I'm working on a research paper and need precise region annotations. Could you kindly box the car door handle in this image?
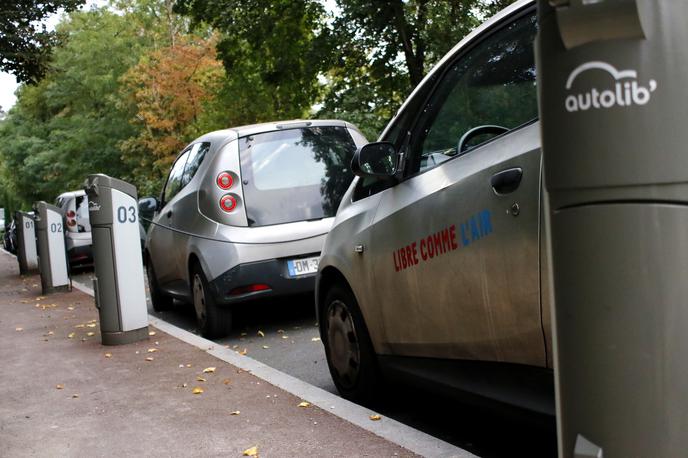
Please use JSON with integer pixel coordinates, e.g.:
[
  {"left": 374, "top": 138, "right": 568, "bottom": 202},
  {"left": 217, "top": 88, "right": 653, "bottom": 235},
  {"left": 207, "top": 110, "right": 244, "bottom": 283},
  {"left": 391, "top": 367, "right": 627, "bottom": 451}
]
[
  {"left": 490, "top": 167, "right": 523, "bottom": 195},
  {"left": 166, "top": 210, "right": 172, "bottom": 218}
]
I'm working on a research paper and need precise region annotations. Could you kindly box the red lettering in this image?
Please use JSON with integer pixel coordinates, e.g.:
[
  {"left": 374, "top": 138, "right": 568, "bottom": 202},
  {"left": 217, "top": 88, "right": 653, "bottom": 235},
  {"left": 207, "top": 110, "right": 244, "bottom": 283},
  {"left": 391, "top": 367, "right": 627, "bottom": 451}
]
[
  {"left": 450, "top": 225, "right": 458, "bottom": 250},
  {"left": 441, "top": 228, "right": 451, "bottom": 252},
  {"left": 411, "top": 242, "right": 419, "bottom": 265},
  {"left": 427, "top": 235, "right": 435, "bottom": 258},
  {"left": 433, "top": 233, "right": 443, "bottom": 254},
  {"left": 393, "top": 251, "right": 400, "bottom": 272},
  {"left": 401, "top": 248, "right": 407, "bottom": 269},
  {"left": 405, "top": 245, "right": 413, "bottom": 267},
  {"left": 420, "top": 239, "right": 428, "bottom": 260}
]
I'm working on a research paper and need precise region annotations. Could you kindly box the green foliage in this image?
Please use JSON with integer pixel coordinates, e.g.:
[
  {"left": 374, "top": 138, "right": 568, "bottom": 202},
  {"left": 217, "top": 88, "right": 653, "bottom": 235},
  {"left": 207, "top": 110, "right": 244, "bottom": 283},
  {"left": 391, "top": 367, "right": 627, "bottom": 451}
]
[{"left": 0, "top": 0, "right": 85, "bottom": 83}]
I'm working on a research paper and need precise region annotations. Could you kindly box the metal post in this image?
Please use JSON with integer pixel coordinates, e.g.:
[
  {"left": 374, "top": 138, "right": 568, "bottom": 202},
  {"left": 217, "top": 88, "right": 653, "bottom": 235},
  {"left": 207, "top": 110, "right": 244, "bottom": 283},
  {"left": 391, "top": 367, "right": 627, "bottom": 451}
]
[{"left": 537, "top": 1, "right": 688, "bottom": 456}]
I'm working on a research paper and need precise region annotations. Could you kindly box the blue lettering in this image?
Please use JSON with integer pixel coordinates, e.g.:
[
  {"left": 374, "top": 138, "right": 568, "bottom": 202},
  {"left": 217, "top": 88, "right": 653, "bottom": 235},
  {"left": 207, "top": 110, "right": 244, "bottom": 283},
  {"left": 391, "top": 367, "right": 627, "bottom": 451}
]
[
  {"left": 460, "top": 223, "right": 470, "bottom": 246},
  {"left": 470, "top": 217, "right": 480, "bottom": 241},
  {"left": 479, "top": 210, "right": 492, "bottom": 236}
]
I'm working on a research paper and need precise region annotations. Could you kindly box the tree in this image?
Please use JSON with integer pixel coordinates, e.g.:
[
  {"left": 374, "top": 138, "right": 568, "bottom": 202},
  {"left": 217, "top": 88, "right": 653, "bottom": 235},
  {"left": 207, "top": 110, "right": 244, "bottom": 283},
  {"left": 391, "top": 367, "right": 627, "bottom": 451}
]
[
  {"left": 0, "top": 0, "right": 85, "bottom": 83},
  {"left": 174, "top": 0, "right": 331, "bottom": 122},
  {"left": 318, "top": 0, "right": 519, "bottom": 138},
  {"left": 120, "top": 35, "right": 225, "bottom": 194}
]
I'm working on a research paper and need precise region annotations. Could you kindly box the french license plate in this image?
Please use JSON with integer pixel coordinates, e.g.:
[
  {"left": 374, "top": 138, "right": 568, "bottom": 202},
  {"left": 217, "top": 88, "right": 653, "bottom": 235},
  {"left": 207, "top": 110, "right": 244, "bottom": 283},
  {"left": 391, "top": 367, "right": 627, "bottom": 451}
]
[{"left": 287, "top": 256, "right": 319, "bottom": 277}]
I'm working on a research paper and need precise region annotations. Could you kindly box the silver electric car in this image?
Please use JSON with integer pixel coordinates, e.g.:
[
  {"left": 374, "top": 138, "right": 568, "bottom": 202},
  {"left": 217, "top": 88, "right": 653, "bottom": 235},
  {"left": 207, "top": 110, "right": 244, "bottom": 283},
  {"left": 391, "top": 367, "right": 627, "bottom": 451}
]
[
  {"left": 316, "top": 1, "right": 553, "bottom": 414},
  {"left": 55, "top": 190, "right": 93, "bottom": 267},
  {"left": 143, "top": 120, "right": 367, "bottom": 338}
]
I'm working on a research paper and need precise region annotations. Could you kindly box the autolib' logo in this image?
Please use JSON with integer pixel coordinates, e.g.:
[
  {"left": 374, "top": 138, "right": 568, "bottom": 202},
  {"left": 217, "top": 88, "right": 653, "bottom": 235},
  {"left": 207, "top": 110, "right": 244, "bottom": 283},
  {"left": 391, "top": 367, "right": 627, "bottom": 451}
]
[
  {"left": 565, "top": 61, "right": 657, "bottom": 112},
  {"left": 88, "top": 200, "right": 101, "bottom": 212}
]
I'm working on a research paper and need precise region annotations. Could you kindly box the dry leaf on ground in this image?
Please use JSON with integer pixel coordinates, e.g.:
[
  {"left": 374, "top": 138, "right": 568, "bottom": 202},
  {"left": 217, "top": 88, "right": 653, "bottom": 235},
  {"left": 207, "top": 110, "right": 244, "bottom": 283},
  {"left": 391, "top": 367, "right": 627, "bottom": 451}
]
[
  {"left": 56, "top": 384, "right": 64, "bottom": 390},
  {"left": 192, "top": 387, "right": 204, "bottom": 394},
  {"left": 196, "top": 376, "right": 206, "bottom": 382},
  {"left": 15, "top": 327, "right": 23, "bottom": 332},
  {"left": 145, "top": 357, "right": 154, "bottom": 361},
  {"left": 369, "top": 414, "right": 382, "bottom": 421},
  {"left": 311, "top": 337, "right": 321, "bottom": 342},
  {"left": 68, "top": 332, "right": 75, "bottom": 339},
  {"left": 257, "top": 330, "right": 265, "bottom": 337},
  {"left": 298, "top": 401, "right": 311, "bottom": 408},
  {"left": 148, "top": 331, "right": 156, "bottom": 336},
  {"left": 147, "top": 348, "right": 158, "bottom": 353},
  {"left": 243, "top": 446, "right": 258, "bottom": 456},
  {"left": 230, "top": 410, "right": 240, "bottom": 415},
  {"left": 202, "top": 367, "right": 216, "bottom": 373}
]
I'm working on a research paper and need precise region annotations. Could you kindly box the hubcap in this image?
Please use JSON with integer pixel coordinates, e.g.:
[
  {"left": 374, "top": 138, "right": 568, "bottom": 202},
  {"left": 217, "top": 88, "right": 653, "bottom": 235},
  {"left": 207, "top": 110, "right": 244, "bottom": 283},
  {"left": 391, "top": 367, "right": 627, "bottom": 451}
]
[
  {"left": 192, "top": 274, "right": 206, "bottom": 326},
  {"left": 326, "top": 300, "right": 360, "bottom": 389}
]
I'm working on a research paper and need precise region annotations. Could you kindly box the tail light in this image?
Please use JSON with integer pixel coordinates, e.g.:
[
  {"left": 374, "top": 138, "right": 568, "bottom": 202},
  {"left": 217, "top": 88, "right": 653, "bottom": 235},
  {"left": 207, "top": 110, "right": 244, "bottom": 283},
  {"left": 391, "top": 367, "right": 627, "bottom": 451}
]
[
  {"left": 228, "top": 284, "right": 271, "bottom": 296},
  {"left": 219, "top": 194, "right": 237, "bottom": 212},
  {"left": 216, "top": 171, "right": 234, "bottom": 190},
  {"left": 66, "top": 210, "right": 76, "bottom": 227}
]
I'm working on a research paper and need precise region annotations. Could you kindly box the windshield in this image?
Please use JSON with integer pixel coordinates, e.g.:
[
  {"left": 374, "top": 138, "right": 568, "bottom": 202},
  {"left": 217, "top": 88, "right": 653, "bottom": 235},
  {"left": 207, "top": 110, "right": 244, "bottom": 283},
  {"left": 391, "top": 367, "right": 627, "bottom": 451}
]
[{"left": 239, "top": 126, "right": 356, "bottom": 227}]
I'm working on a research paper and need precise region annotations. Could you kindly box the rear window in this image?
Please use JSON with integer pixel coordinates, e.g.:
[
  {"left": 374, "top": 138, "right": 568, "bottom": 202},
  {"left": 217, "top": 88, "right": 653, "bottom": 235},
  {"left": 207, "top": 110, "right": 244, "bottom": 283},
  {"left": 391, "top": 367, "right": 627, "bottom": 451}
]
[{"left": 239, "top": 126, "right": 356, "bottom": 227}]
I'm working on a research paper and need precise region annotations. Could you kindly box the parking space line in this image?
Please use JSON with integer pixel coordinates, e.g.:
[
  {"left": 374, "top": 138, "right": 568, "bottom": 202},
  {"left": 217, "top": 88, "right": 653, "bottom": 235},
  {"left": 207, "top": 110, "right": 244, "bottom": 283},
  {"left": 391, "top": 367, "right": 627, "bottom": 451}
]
[{"left": 70, "top": 277, "right": 474, "bottom": 457}]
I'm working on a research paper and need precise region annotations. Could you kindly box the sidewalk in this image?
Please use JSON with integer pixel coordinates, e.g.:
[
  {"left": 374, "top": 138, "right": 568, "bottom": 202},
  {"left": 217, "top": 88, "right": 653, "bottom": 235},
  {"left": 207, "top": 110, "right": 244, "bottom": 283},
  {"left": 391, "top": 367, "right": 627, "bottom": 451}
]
[{"left": 0, "top": 252, "right": 415, "bottom": 457}]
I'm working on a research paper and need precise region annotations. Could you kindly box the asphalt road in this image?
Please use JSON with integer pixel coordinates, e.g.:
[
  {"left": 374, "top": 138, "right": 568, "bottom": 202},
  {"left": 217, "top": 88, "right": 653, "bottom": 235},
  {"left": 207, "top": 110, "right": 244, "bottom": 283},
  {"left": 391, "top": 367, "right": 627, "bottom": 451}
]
[{"left": 71, "top": 268, "right": 557, "bottom": 457}]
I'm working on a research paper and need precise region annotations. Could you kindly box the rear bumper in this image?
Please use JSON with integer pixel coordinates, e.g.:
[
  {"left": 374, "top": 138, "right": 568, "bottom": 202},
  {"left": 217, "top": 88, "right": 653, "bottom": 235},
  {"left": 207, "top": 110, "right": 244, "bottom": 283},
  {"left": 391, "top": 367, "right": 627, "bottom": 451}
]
[
  {"left": 208, "top": 255, "right": 318, "bottom": 306},
  {"left": 67, "top": 244, "right": 93, "bottom": 265}
]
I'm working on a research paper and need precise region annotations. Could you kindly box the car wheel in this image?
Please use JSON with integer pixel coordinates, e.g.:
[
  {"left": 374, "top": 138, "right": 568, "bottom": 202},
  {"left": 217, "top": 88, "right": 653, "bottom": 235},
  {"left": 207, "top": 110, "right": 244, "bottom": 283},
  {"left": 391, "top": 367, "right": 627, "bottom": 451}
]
[
  {"left": 146, "top": 255, "right": 173, "bottom": 312},
  {"left": 191, "top": 263, "right": 232, "bottom": 339},
  {"left": 322, "top": 283, "right": 380, "bottom": 402}
]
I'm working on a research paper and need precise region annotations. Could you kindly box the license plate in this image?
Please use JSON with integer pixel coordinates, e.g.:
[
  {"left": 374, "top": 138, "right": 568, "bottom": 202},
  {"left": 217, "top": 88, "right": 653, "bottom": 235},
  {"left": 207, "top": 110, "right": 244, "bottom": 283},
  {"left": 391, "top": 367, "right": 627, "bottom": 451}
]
[{"left": 287, "top": 256, "right": 319, "bottom": 277}]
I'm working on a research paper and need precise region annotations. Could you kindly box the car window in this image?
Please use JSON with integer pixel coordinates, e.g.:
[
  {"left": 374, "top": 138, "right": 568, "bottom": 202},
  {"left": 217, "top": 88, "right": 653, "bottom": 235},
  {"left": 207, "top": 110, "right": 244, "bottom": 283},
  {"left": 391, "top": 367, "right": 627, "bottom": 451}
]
[
  {"left": 163, "top": 149, "right": 191, "bottom": 204},
  {"left": 181, "top": 142, "right": 211, "bottom": 187},
  {"left": 239, "top": 126, "right": 356, "bottom": 227},
  {"left": 408, "top": 11, "right": 537, "bottom": 175}
]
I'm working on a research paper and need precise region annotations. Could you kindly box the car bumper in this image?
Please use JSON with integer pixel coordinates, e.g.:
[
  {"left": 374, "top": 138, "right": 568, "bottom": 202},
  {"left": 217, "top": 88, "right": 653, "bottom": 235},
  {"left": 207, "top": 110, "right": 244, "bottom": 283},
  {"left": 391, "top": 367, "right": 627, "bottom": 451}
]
[
  {"left": 208, "top": 255, "right": 318, "bottom": 306},
  {"left": 67, "top": 244, "right": 93, "bottom": 265}
]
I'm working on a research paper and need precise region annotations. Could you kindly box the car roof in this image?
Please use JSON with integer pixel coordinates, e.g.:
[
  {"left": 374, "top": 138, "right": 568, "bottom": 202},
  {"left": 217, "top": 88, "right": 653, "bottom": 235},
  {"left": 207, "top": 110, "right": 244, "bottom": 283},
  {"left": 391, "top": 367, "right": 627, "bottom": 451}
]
[
  {"left": 57, "top": 189, "right": 86, "bottom": 199},
  {"left": 191, "top": 119, "right": 355, "bottom": 145}
]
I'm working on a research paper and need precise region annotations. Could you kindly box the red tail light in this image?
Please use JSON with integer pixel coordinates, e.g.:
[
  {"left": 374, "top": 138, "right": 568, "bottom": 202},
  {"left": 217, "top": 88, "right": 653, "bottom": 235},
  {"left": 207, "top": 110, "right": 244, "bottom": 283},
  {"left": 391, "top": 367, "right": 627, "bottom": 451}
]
[
  {"left": 228, "top": 284, "right": 271, "bottom": 296},
  {"left": 219, "top": 194, "right": 237, "bottom": 212},
  {"left": 66, "top": 219, "right": 77, "bottom": 227},
  {"left": 66, "top": 210, "right": 76, "bottom": 218},
  {"left": 216, "top": 171, "right": 234, "bottom": 190}
]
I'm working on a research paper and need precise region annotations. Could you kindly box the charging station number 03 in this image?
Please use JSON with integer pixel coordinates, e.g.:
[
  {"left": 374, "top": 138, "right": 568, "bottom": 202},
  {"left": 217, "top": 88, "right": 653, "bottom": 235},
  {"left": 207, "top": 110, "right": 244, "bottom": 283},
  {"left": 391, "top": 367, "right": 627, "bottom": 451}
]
[{"left": 117, "top": 206, "right": 137, "bottom": 224}]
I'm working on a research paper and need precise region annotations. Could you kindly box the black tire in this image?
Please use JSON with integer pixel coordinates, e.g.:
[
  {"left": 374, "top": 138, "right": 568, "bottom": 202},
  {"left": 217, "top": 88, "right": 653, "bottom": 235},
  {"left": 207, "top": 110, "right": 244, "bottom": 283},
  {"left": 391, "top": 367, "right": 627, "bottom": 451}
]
[
  {"left": 321, "top": 283, "right": 380, "bottom": 402},
  {"left": 146, "top": 254, "right": 173, "bottom": 312},
  {"left": 191, "top": 262, "right": 232, "bottom": 339}
]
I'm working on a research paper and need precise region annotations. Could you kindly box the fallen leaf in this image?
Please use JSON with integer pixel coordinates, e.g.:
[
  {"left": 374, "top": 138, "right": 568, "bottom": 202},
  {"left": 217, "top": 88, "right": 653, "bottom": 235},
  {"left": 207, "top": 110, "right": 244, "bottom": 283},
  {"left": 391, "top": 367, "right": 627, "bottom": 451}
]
[
  {"left": 257, "top": 330, "right": 265, "bottom": 337},
  {"left": 281, "top": 335, "right": 289, "bottom": 339},
  {"left": 369, "top": 414, "right": 382, "bottom": 421},
  {"left": 277, "top": 329, "right": 285, "bottom": 334},
  {"left": 15, "top": 327, "right": 23, "bottom": 332},
  {"left": 202, "top": 367, "right": 216, "bottom": 373},
  {"left": 240, "top": 332, "right": 247, "bottom": 337},
  {"left": 21, "top": 300, "right": 28, "bottom": 304},
  {"left": 298, "top": 401, "right": 311, "bottom": 408},
  {"left": 262, "top": 345, "right": 269, "bottom": 349},
  {"left": 230, "top": 410, "right": 240, "bottom": 415},
  {"left": 223, "top": 379, "right": 231, "bottom": 385},
  {"left": 145, "top": 357, "right": 154, "bottom": 361},
  {"left": 75, "top": 324, "right": 85, "bottom": 328},
  {"left": 148, "top": 331, "right": 156, "bottom": 336},
  {"left": 243, "top": 446, "right": 258, "bottom": 456},
  {"left": 47, "top": 331, "right": 54, "bottom": 336},
  {"left": 311, "top": 337, "right": 321, "bottom": 342},
  {"left": 68, "top": 332, "right": 75, "bottom": 339},
  {"left": 196, "top": 376, "right": 206, "bottom": 382},
  {"left": 56, "top": 384, "right": 64, "bottom": 390},
  {"left": 87, "top": 332, "right": 95, "bottom": 337},
  {"left": 104, "top": 353, "right": 112, "bottom": 358},
  {"left": 186, "top": 364, "right": 192, "bottom": 368},
  {"left": 86, "top": 323, "right": 97, "bottom": 328},
  {"left": 72, "top": 394, "right": 79, "bottom": 398},
  {"left": 239, "top": 348, "right": 248, "bottom": 356},
  {"left": 147, "top": 348, "right": 158, "bottom": 353},
  {"left": 67, "top": 306, "right": 74, "bottom": 311},
  {"left": 192, "top": 387, "right": 204, "bottom": 394}
]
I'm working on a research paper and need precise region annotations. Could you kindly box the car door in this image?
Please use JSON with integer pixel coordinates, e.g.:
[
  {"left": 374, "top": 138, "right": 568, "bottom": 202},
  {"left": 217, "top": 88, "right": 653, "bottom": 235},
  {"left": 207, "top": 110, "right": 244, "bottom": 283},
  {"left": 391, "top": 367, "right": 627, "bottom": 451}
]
[
  {"left": 368, "top": 9, "right": 545, "bottom": 367},
  {"left": 149, "top": 148, "right": 191, "bottom": 288}
]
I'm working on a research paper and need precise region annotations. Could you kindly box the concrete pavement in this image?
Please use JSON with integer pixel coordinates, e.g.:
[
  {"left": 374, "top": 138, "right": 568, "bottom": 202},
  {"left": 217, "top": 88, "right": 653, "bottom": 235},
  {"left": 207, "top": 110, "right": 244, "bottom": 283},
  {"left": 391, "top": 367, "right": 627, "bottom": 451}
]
[{"left": 0, "top": 251, "right": 418, "bottom": 457}]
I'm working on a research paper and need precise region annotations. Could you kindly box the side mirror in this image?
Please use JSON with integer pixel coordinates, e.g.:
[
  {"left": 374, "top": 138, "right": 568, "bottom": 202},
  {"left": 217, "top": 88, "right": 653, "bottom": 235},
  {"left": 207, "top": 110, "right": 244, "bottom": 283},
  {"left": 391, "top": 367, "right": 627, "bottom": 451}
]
[
  {"left": 351, "top": 142, "right": 398, "bottom": 179},
  {"left": 138, "top": 197, "right": 159, "bottom": 221}
]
